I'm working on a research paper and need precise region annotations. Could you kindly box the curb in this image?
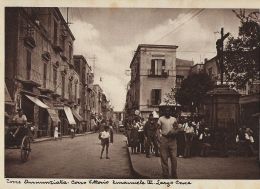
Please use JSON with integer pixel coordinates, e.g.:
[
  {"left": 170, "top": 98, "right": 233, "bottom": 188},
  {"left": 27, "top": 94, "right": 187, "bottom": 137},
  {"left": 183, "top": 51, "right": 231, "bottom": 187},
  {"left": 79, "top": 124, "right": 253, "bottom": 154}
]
[
  {"left": 32, "top": 131, "right": 95, "bottom": 143},
  {"left": 125, "top": 141, "right": 150, "bottom": 179}
]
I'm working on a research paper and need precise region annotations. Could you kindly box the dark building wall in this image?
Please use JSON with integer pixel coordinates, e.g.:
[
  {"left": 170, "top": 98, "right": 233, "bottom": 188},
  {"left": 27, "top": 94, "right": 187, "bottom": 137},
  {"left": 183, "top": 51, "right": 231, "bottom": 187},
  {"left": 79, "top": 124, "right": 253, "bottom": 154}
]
[{"left": 5, "top": 8, "right": 19, "bottom": 100}]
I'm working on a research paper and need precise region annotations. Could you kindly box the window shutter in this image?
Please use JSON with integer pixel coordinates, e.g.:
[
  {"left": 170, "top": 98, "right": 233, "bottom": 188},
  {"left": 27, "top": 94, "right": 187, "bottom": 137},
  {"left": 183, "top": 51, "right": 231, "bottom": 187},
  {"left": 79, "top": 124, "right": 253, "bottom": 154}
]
[
  {"left": 151, "top": 59, "right": 155, "bottom": 75},
  {"left": 151, "top": 89, "right": 155, "bottom": 105},
  {"left": 162, "top": 59, "right": 165, "bottom": 67},
  {"left": 158, "top": 89, "right": 161, "bottom": 105}
]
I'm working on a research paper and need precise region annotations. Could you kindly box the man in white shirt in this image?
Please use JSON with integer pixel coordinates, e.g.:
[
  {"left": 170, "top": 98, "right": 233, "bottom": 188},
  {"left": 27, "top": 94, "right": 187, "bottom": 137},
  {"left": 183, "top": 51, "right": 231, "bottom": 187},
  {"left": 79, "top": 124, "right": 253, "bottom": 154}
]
[
  {"left": 158, "top": 106, "right": 179, "bottom": 179},
  {"left": 12, "top": 109, "right": 27, "bottom": 138}
]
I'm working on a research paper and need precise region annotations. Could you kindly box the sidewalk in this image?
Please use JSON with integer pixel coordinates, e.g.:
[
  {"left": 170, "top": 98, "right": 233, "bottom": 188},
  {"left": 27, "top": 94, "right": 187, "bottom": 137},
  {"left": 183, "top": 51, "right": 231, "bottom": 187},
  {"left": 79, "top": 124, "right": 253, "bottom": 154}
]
[
  {"left": 32, "top": 131, "right": 94, "bottom": 143},
  {"left": 127, "top": 147, "right": 260, "bottom": 179}
]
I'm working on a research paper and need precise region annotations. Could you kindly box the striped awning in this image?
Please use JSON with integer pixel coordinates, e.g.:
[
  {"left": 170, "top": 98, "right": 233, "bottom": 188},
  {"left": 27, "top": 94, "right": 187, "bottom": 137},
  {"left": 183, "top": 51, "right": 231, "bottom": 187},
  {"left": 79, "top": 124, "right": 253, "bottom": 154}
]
[
  {"left": 64, "top": 106, "right": 76, "bottom": 125},
  {"left": 47, "top": 108, "right": 61, "bottom": 123},
  {"left": 72, "top": 111, "right": 83, "bottom": 122},
  {"left": 25, "top": 95, "right": 49, "bottom": 109}
]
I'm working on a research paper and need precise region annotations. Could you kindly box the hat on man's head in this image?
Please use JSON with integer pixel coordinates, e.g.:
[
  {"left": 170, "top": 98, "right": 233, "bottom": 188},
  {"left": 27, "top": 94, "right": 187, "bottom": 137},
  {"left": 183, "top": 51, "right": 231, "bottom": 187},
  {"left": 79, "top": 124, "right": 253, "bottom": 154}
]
[{"left": 152, "top": 111, "right": 159, "bottom": 119}]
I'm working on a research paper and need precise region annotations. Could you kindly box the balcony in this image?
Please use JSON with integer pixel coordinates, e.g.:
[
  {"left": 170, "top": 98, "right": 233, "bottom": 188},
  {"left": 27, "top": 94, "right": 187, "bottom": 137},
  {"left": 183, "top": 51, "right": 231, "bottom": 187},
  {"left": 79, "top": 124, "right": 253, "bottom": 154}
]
[
  {"left": 18, "top": 69, "right": 41, "bottom": 87},
  {"left": 148, "top": 69, "right": 169, "bottom": 78}
]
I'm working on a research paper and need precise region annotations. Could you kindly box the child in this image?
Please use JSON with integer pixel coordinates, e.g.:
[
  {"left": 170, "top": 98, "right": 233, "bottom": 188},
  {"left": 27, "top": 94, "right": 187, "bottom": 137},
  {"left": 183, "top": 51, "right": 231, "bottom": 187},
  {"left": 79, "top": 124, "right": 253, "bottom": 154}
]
[{"left": 99, "top": 123, "right": 111, "bottom": 159}]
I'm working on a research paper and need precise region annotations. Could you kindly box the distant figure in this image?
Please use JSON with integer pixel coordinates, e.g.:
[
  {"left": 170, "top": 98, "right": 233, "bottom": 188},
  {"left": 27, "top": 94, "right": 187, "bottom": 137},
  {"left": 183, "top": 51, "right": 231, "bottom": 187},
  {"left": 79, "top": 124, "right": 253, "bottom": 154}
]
[
  {"left": 158, "top": 106, "right": 179, "bottom": 179},
  {"left": 70, "top": 126, "right": 75, "bottom": 139},
  {"left": 183, "top": 121, "right": 194, "bottom": 158},
  {"left": 54, "top": 125, "right": 59, "bottom": 140},
  {"left": 199, "top": 128, "right": 212, "bottom": 157},
  {"left": 129, "top": 120, "right": 140, "bottom": 154},
  {"left": 99, "top": 123, "right": 112, "bottom": 159},
  {"left": 144, "top": 113, "right": 159, "bottom": 158}
]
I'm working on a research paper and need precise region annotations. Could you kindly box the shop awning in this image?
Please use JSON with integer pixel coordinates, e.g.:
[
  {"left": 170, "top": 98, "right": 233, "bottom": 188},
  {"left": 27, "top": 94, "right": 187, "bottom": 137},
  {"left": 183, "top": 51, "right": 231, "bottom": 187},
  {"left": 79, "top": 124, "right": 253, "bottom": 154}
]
[
  {"left": 72, "top": 111, "right": 83, "bottom": 122},
  {"left": 25, "top": 95, "right": 49, "bottom": 109},
  {"left": 5, "top": 83, "right": 14, "bottom": 105},
  {"left": 64, "top": 106, "right": 76, "bottom": 125},
  {"left": 47, "top": 108, "right": 61, "bottom": 123}
]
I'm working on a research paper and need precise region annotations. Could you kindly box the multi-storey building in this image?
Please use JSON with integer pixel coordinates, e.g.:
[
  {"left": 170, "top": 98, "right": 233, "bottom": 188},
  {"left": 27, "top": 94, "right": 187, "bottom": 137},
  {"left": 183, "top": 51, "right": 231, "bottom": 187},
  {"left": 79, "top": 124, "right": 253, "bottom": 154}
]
[
  {"left": 125, "top": 44, "right": 195, "bottom": 118},
  {"left": 74, "top": 55, "right": 95, "bottom": 131},
  {"left": 5, "top": 7, "right": 80, "bottom": 137},
  {"left": 93, "top": 84, "right": 103, "bottom": 116}
]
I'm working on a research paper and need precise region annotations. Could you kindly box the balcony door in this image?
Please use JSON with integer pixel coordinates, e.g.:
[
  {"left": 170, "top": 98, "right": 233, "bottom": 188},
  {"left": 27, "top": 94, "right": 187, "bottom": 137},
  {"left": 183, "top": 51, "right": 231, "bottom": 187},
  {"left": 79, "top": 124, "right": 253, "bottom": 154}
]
[{"left": 151, "top": 59, "right": 165, "bottom": 76}]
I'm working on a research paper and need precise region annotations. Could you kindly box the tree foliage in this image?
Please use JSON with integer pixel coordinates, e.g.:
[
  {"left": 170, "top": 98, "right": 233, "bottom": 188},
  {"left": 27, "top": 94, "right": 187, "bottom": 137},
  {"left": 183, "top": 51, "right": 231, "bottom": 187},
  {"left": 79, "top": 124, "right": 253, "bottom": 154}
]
[
  {"left": 224, "top": 10, "right": 260, "bottom": 88},
  {"left": 174, "top": 73, "right": 215, "bottom": 109}
]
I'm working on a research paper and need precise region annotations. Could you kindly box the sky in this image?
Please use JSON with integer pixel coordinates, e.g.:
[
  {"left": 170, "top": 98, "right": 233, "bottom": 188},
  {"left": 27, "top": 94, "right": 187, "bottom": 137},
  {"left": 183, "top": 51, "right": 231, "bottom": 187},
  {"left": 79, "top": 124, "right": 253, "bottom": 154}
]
[{"left": 59, "top": 8, "right": 254, "bottom": 111}]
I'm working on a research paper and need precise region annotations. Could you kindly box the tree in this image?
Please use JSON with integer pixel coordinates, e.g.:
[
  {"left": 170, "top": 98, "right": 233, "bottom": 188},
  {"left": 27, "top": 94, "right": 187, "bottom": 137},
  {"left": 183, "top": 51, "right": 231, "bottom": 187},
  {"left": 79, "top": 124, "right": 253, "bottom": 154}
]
[
  {"left": 174, "top": 73, "right": 214, "bottom": 111},
  {"left": 224, "top": 10, "right": 260, "bottom": 89}
]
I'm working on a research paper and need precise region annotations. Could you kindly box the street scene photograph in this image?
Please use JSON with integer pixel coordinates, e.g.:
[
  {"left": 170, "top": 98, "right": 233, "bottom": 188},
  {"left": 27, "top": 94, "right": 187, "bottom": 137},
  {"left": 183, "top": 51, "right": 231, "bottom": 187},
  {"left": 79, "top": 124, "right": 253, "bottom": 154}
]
[{"left": 4, "top": 6, "right": 260, "bottom": 180}]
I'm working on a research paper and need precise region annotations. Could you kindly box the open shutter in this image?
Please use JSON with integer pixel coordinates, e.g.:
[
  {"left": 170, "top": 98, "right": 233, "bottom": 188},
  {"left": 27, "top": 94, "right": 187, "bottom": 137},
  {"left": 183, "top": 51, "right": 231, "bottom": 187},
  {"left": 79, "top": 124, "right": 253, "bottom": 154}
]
[
  {"left": 151, "top": 89, "right": 155, "bottom": 105},
  {"left": 157, "top": 89, "right": 161, "bottom": 105},
  {"left": 151, "top": 59, "right": 155, "bottom": 75}
]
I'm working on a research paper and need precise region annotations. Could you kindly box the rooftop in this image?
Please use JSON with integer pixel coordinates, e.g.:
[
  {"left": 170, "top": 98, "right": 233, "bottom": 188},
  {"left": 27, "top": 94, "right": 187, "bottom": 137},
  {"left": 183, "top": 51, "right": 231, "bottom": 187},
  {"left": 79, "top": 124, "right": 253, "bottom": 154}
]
[{"left": 130, "top": 44, "right": 178, "bottom": 68}]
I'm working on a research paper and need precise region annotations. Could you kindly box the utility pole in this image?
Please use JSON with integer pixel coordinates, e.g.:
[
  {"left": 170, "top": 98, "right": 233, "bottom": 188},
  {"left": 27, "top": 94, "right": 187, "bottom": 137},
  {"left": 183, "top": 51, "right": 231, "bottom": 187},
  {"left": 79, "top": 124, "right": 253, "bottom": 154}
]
[{"left": 216, "top": 27, "right": 230, "bottom": 85}]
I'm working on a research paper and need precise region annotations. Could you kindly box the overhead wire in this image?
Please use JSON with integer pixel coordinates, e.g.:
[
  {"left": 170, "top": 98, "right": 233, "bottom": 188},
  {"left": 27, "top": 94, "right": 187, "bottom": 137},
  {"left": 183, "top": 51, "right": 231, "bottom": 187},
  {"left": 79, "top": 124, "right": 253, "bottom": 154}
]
[{"left": 153, "top": 9, "right": 205, "bottom": 43}]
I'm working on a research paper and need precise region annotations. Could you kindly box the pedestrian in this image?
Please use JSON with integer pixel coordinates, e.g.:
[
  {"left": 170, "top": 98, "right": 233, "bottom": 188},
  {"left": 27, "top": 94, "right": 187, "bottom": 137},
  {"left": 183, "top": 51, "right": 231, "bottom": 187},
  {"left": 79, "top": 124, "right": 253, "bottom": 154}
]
[
  {"left": 99, "top": 123, "right": 112, "bottom": 159},
  {"left": 108, "top": 120, "right": 114, "bottom": 143},
  {"left": 176, "top": 121, "right": 185, "bottom": 158},
  {"left": 137, "top": 117, "right": 145, "bottom": 153},
  {"left": 70, "top": 126, "right": 75, "bottom": 139},
  {"left": 183, "top": 120, "right": 194, "bottom": 158},
  {"left": 158, "top": 106, "right": 180, "bottom": 179},
  {"left": 144, "top": 113, "right": 160, "bottom": 158},
  {"left": 129, "top": 120, "right": 139, "bottom": 154},
  {"left": 54, "top": 125, "right": 59, "bottom": 140},
  {"left": 245, "top": 128, "right": 255, "bottom": 157},
  {"left": 199, "top": 128, "right": 212, "bottom": 157}
]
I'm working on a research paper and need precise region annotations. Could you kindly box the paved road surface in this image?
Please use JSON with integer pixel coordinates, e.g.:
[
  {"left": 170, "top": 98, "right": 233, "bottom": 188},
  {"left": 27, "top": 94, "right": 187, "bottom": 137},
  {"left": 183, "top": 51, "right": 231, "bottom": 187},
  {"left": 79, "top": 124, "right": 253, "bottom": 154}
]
[{"left": 5, "top": 133, "right": 133, "bottom": 178}]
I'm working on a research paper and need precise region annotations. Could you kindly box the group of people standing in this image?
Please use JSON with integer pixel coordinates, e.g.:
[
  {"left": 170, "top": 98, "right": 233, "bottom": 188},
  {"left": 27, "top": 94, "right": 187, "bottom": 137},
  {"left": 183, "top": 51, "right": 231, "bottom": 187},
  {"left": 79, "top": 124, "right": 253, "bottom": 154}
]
[
  {"left": 176, "top": 117, "right": 212, "bottom": 158},
  {"left": 125, "top": 107, "right": 256, "bottom": 179},
  {"left": 126, "top": 107, "right": 180, "bottom": 178}
]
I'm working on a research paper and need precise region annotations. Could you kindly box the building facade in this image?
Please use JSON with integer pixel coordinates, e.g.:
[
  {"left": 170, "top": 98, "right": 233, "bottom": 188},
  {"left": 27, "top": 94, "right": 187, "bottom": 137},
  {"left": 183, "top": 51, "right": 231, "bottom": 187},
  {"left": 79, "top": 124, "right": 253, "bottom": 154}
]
[
  {"left": 5, "top": 7, "right": 80, "bottom": 137},
  {"left": 73, "top": 55, "right": 94, "bottom": 131},
  {"left": 125, "top": 44, "right": 181, "bottom": 119}
]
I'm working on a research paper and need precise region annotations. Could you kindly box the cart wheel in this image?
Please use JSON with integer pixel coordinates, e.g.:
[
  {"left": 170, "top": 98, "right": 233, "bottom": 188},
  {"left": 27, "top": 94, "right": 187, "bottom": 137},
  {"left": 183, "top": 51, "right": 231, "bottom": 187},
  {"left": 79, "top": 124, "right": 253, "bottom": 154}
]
[{"left": 21, "top": 136, "right": 31, "bottom": 162}]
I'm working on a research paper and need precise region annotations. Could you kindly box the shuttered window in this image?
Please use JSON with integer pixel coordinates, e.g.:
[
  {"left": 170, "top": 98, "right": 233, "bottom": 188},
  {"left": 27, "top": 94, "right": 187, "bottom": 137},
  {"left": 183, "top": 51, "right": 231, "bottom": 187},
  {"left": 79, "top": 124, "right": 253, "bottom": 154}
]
[
  {"left": 151, "top": 59, "right": 165, "bottom": 76},
  {"left": 151, "top": 89, "right": 161, "bottom": 105},
  {"left": 26, "top": 50, "right": 31, "bottom": 80}
]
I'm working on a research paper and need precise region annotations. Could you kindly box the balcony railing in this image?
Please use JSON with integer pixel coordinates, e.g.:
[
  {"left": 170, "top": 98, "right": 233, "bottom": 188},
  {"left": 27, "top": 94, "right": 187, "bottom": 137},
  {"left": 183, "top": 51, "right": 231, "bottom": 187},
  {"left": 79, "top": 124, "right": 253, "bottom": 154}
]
[{"left": 148, "top": 69, "right": 169, "bottom": 78}]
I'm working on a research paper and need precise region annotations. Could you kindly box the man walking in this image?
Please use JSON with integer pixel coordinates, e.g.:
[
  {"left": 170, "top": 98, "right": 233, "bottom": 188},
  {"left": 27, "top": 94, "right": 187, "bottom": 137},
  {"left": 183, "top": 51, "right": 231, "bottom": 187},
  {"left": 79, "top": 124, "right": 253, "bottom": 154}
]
[
  {"left": 144, "top": 113, "right": 160, "bottom": 158},
  {"left": 158, "top": 106, "right": 179, "bottom": 179}
]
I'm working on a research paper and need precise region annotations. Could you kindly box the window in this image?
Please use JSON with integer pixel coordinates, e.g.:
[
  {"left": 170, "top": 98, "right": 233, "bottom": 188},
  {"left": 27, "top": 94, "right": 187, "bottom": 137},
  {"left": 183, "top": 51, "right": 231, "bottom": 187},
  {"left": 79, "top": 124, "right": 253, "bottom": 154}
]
[
  {"left": 68, "top": 80, "right": 72, "bottom": 100},
  {"left": 26, "top": 50, "right": 32, "bottom": 80},
  {"left": 53, "top": 20, "right": 58, "bottom": 44},
  {"left": 151, "top": 59, "right": 165, "bottom": 76},
  {"left": 62, "top": 75, "right": 65, "bottom": 98},
  {"left": 151, "top": 89, "right": 161, "bottom": 105},
  {"left": 75, "top": 83, "right": 77, "bottom": 102},
  {"left": 53, "top": 67, "right": 57, "bottom": 92},
  {"left": 43, "top": 63, "right": 47, "bottom": 87},
  {"left": 69, "top": 45, "right": 72, "bottom": 63},
  {"left": 176, "top": 75, "right": 184, "bottom": 87}
]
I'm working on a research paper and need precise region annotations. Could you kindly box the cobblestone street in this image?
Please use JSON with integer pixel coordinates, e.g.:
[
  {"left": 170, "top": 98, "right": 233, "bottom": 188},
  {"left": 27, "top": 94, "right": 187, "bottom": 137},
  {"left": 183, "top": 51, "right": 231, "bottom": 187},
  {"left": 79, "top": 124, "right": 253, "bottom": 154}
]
[{"left": 5, "top": 133, "right": 133, "bottom": 178}]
